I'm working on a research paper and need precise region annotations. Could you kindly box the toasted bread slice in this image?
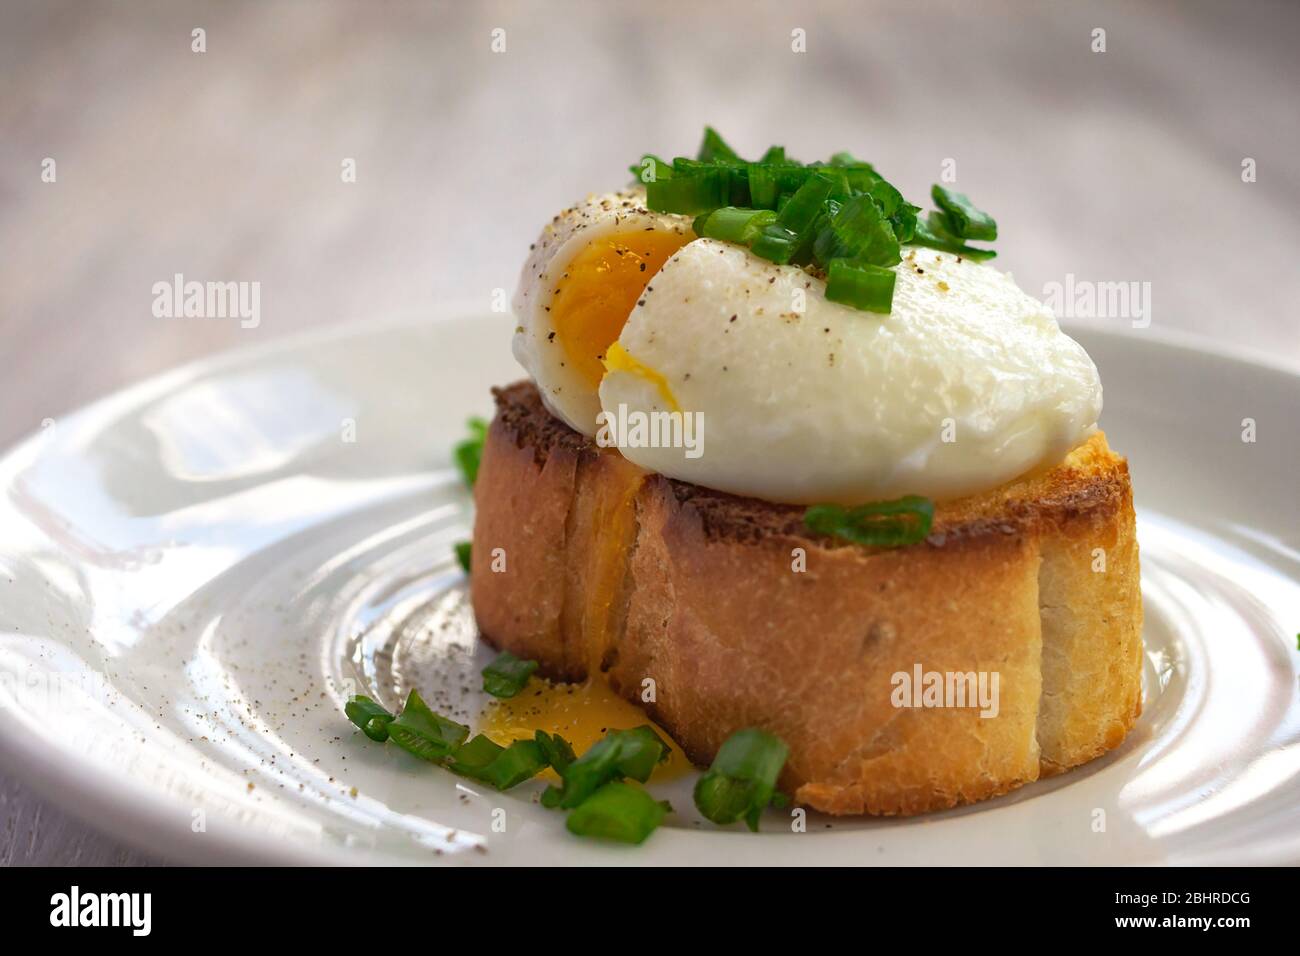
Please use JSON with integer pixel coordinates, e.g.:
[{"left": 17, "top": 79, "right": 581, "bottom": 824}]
[{"left": 471, "top": 381, "right": 1142, "bottom": 815}]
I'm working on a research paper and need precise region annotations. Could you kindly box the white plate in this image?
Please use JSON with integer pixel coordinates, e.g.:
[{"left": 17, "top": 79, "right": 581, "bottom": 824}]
[{"left": 1, "top": 311, "right": 1298, "bottom": 866}]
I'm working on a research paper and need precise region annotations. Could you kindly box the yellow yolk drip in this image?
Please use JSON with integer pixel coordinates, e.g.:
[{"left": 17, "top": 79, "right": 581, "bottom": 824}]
[
  {"left": 602, "top": 343, "right": 682, "bottom": 413},
  {"left": 478, "top": 679, "right": 693, "bottom": 781},
  {"left": 578, "top": 456, "right": 645, "bottom": 675},
  {"left": 549, "top": 229, "right": 692, "bottom": 389}
]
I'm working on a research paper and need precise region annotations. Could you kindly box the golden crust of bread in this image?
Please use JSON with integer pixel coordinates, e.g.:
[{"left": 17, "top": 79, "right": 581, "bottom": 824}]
[{"left": 471, "top": 381, "right": 1143, "bottom": 815}]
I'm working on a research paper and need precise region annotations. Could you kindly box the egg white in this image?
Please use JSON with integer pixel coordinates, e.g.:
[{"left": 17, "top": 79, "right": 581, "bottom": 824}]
[{"left": 600, "top": 240, "right": 1101, "bottom": 504}]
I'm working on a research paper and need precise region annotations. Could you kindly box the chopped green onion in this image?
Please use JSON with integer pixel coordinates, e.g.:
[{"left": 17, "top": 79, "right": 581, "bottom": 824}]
[
  {"left": 841, "top": 166, "right": 883, "bottom": 192},
  {"left": 352, "top": 696, "right": 554, "bottom": 790},
  {"left": 386, "top": 689, "right": 470, "bottom": 762},
  {"left": 807, "top": 198, "right": 844, "bottom": 264},
  {"left": 697, "top": 126, "right": 740, "bottom": 163},
  {"left": 696, "top": 206, "right": 777, "bottom": 245},
  {"left": 911, "top": 211, "right": 997, "bottom": 261},
  {"left": 811, "top": 224, "right": 838, "bottom": 268},
  {"left": 445, "top": 733, "right": 502, "bottom": 776},
  {"left": 890, "top": 202, "right": 920, "bottom": 245},
  {"left": 628, "top": 154, "right": 673, "bottom": 184},
  {"left": 803, "top": 495, "right": 935, "bottom": 548},
  {"left": 630, "top": 131, "right": 1004, "bottom": 315},
  {"left": 824, "top": 153, "right": 881, "bottom": 192},
  {"left": 726, "top": 171, "right": 751, "bottom": 206},
  {"left": 454, "top": 418, "right": 487, "bottom": 488},
  {"left": 753, "top": 175, "right": 836, "bottom": 267},
  {"left": 750, "top": 223, "right": 800, "bottom": 264},
  {"left": 776, "top": 172, "right": 836, "bottom": 235},
  {"left": 827, "top": 194, "right": 901, "bottom": 267},
  {"left": 931, "top": 185, "right": 997, "bottom": 241},
  {"left": 825, "top": 259, "right": 896, "bottom": 313},
  {"left": 747, "top": 163, "right": 815, "bottom": 210},
  {"left": 448, "top": 735, "right": 549, "bottom": 790},
  {"left": 542, "top": 725, "right": 670, "bottom": 809},
  {"left": 868, "top": 179, "right": 905, "bottom": 217},
  {"left": 565, "top": 781, "right": 670, "bottom": 845},
  {"left": 534, "top": 730, "right": 576, "bottom": 775},
  {"left": 870, "top": 181, "right": 919, "bottom": 244},
  {"left": 693, "top": 728, "right": 789, "bottom": 832},
  {"left": 607, "top": 726, "right": 670, "bottom": 783},
  {"left": 482, "top": 739, "right": 549, "bottom": 789},
  {"left": 454, "top": 540, "right": 471, "bottom": 574},
  {"left": 827, "top": 150, "right": 868, "bottom": 168},
  {"left": 481, "top": 650, "right": 538, "bottom": 699},
  {"left": 646, "top": 168, "right": 730, "bottom": 215},
  {"left": 746, "top": 165, "right": 780, "bottom": 210},
  {"left": 344, "top": 695, "right": 394, "bottom": 742}
]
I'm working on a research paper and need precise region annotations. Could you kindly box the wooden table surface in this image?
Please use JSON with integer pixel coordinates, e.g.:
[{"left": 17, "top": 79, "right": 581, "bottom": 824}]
[{"left": 1, "top": 0, "right": 1297, "bottom": 865}]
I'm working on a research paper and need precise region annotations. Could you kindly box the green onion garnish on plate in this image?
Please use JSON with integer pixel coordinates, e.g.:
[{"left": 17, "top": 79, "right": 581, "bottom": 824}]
[
  {"left": 344, "top": 695, "right": 394, "bottom": 742},
  {"left": 632, "top": 128, "right": 999, "bottom": 313},
  {"left": 454, "top": 540, "right": 471, "bottom": 574},
  {"left": 343, "top": 685, "right": 568, "bottom": 789},
  {"left": 385, "top": 689, "right": 470, "bottom": 762},
  {"left": 565, "top": 781, "right": 671, "bottom": 845},
  {"left": 534, "top": 729, "right": 576, "bottom": 774},
  {"left": 480, "top": 739, "right": 550, "bottom": 790},
  {"left": 693, "top": 728, "right": 790, "bottom": 832},
  {"left": 454, "top": 417, "right": 488, "bottom": 488},
  {"left": 342, "top": 691, "right": 799, "bottom": 844},
  {"left": 804, "top": 495, "right": 935, "bottom": 548},
  {"left": 481, "top": 650, "right": 538, "bottom": 699},
  {"left": 541, "top": 725, "right": 670, "bottom": 810},
  {"left": 443, "top": 733, "right": 501, "bottom": 776},
  {"left": 446, "top": 734, "right": 550, "bottom": 790}
]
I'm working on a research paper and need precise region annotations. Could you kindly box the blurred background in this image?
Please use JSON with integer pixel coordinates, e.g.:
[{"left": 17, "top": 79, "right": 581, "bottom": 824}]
[{"left": 0, "top": 0, "right": 1296, "bottom": 863}]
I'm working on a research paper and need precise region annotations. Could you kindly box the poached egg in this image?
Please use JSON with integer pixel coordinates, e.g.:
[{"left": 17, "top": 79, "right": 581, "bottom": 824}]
[{"left": 512, "top": 189, "right": 1101, "bottom": 505}]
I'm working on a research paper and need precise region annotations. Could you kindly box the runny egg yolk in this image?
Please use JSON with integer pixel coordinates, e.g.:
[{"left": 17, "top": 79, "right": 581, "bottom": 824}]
[
  {"left": 478, "top": 679, "right": 693, "bottom": 781},
  {"left": 549, "top": 229, "right": 692, "bottom": 390}
]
